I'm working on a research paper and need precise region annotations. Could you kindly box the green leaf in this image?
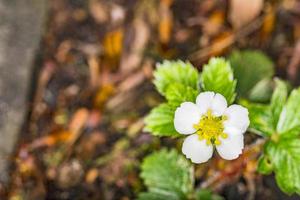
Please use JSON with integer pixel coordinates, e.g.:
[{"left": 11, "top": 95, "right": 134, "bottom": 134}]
[
  {"left": 257, "top": 155, "right": 273, "bottom": 175},
  {"left": 248, "top": 78, "right": 273, "bottom": 103},
  {"left": 140, "top": 149, "right": 194, "bottom": 200},
  {"left": 154, "top": 60, "right": 200, "bottom": 96},
  {"left": 240, "top": 79, "right": 289, "bottom": 138},
  {"left": 264, "top": 139, "right": 300, "bottom": 195},
  {"left": 277, "top": 88, "right": 300, "bottom": 136},
  {"left": 166, "top": 83, "right": 198, "bottom": 107},
  {"left": 270, "top": 79, "right": 288, "bottom": 130},
  {"left": 240, "top": 100, "right": 273, "bottom": 137},
  {"left": 137, "top": 192, "right": 180, "bottom": 200},
  {"left": 279, "top": 126, "right": 300, "bottom": 139},
  {"left": 229, "top": 50, "right": 274, "bottom": 99},
  {"left": 195, "top": 189, "right": 223, "bottom": 200},
  {"left": 144, "top": 103, "right": 180, "bottom": 137},
  {"left": 201, "top": 57, "right": 237, "bottom": 104}
]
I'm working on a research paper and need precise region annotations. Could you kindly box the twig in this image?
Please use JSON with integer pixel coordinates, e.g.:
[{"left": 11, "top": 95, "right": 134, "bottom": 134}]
[
  {"left": 287, "top": 39, "right": 300, "bottom": 83},
  {"left": 245, "top": 174, "right": 256, "bottom": 200},
  {"left": 189, "top": 14, "right": 267, "bottom": 62},
  {"left": 199, "top": 138, "right": 266, "bottom": 189}
]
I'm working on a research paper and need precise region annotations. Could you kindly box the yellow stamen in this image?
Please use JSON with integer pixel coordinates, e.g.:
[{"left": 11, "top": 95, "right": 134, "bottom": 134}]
[
  {"left": 194, "top": 109, "right": 227, "bottom": 146},
  {"left": 221, "top": 133, "right": 228, "bottom": 139}
]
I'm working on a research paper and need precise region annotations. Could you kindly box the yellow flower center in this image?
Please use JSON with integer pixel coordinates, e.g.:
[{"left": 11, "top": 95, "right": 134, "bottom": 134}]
[{"left": 193, "top": 109, "right": 228, "bottom": 146}]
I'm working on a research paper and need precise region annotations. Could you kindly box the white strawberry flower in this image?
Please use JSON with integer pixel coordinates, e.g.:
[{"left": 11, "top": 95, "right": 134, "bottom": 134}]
[{"left": 174, "top": 91, "right": 249, "bottom": 163}]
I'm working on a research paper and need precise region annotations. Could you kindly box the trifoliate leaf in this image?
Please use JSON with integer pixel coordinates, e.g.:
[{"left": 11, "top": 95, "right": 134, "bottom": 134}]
[
  {"left": 270, "top": 79, "right": 288, "bottom": 130},
  {"left": 264, "top": 139, "right": 300, "bottom": 195},
  {"left": 144, "top": 103, "right": 180, "bottom": 137},
  {"left": 154, "top": 60, "right": 200, "bottom": 96},
  {"left": 229, "top": 50, "right": 274, "bottom": 100},
  {"left": 240, "top": 100, "right": 273, "bottom": 137},
  {"left": 244, "top": 83, "right": 300, "bottom": 195},
  {"left": 241, "top": 79, "right": 288, "bottom": 137},
  {"left": 276, "top": 88, "right": 300, "bottom": 136},
  {"left": 140, "top": 149, "right": 194, "bottom": 200},
  {"left": 166, "top": 83, "right": 198, "bottom": 107},
  {"left": 195, "top": 189, "right": 223, "bottom": 200},
  {"left": 201, "top": 57, "right": 237, "bottom": 104}
]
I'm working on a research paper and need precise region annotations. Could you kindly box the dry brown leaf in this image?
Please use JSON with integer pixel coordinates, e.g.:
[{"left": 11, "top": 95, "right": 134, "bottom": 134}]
[
  {"left": 77, "top": 131, "right": 106, "bottom": 159},
  {"left": 118, "top": 71, "right": 145, "bottom": 92},
  {"left": 55, "top": 40, "right": 73, "bottom": 63},
  {"left": 229, "top": 0, "right": 263, "bottom": 29},
  {"left": 190, "top": 31, "right": 234, "bottom": 62},
  {"left": 85, "top": 168, "right": 99, "bottom": 184},
  {"left": 159, "top": 0, "right": 173, "bottom": 44},
  {"left": 67, "top": 108, "right": 89, "bottom": 145},
  {"left": 287, "top": 40, "right": 300, "bottom": 82},
  {"left": 86, "top": 110, "right": 102, "bottom": 128},
  {"left": 161, "top": 0, "right": 173, "bottom": 7},
  {"left": 120, "top": 18, "right": 150, "bottom": 74},
  {"left": 201, "top": 139, "right": 264, "bottom": 189},
  {"left": 103, "top": 28, "right": 124, "bottom": 58},
  {"left": 93, "top": 84, "right": 115, "bottom": 109},
  {"left": 89, "top": 0, "right": 109, "bottom": 23},
  {"left": 31, "top": 61, "right": 56, "bottom": 124},
  {"left": 210, "top": 32, "right": 234, "bottom": 55},
  {"left": 88, "top": 55, "right": 100, "bottom": 88},
  {"left": 260, "top": 5, "right": 275, "bottom": 41},
  {"left": 127, "top": 119, "right": 144, "bottom": 138},
  {"left": 159, "top": 14, "right": 173, "bottom": 44},
  {"left": 30, "top": 130, "right": 72, "bottom": 149},
  {"left": 293, "top": 20, "right": 300, "bottom": 40},
  {"left": 203, "top": 10, "right": 225, "bottom": 36}
]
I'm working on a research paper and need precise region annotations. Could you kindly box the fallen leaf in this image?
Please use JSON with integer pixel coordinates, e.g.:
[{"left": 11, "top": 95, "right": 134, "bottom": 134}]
[
  {"left": 293, "top": 20, "right": 300, "bottom": 40},
  {"left": 103, "top": 28, "right": 124, "bottom": 59},
  {"left": 85, "top": 168, "right": 99, "bottom": 183},
  {"left": 118, "top": 71, "right": 145, "bottom": 92},
  {"left": 88, "top": 55, "right": 101, "bottom": 88},
  {"left": 86, "top": 110, "right": 102, "bottom": 128},
  {"left": 93, "top": 84, "right": 115, "bottom": 109},
  {"left": 55, "top": 40, "right": 73, "bottom": 63},
  {"left": 67, "top": 108, "right": 89, "bottom": 145},
  {"left": 203, "top": 10, "right": 225, "bottom": 36},
  {"left": 30, "top": 130, "right": 72, "bottom": 149},
  {"left": 77, "top": 131, "right": 106, "bottom": 159},
  {"left": 127, "top": 119, "right": 144, "bottom": 138},
  {"left": 190, "top": 31, "right": 234, "bottom": 62},
  {"left": 287, "top": 40, "right": 300, "bottom": 82},
  {"left": 260, "top": 5, "right": 275, "bottom": 41},
  {"left": 229, "top": 0, "right": 263, "bottom": 29},
  {"left": 120, "top": 18, "right": 150, "bottom": 74},
  {"left": 159, "top": 0, "right": 173, "bottom": 44},
  {"left": 89, "top": 0, "right": 109, "bottom": 23}
]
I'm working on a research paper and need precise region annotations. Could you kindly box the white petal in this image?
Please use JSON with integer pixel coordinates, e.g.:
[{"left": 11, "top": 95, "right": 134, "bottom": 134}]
[
  {"left": 210, "top": 93, "right": 227, "bottom": 116},
  {"left": 223, "top": 125, "right": 244, "bottom": 136},
  {"left": 182, "top": 134, "right": 213, "bottom": 163},
  {"left": 196, "top": 91, "right": 215, "bottom": 115},
  {"left": 216, "top": 133, "right": 244, "bottom": 160},
  {"left": 223, "top": 104, "right": 250, "bottom": 133},
  {"left": 174, "top": 102, "right": 201, "bottom": 135}
]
